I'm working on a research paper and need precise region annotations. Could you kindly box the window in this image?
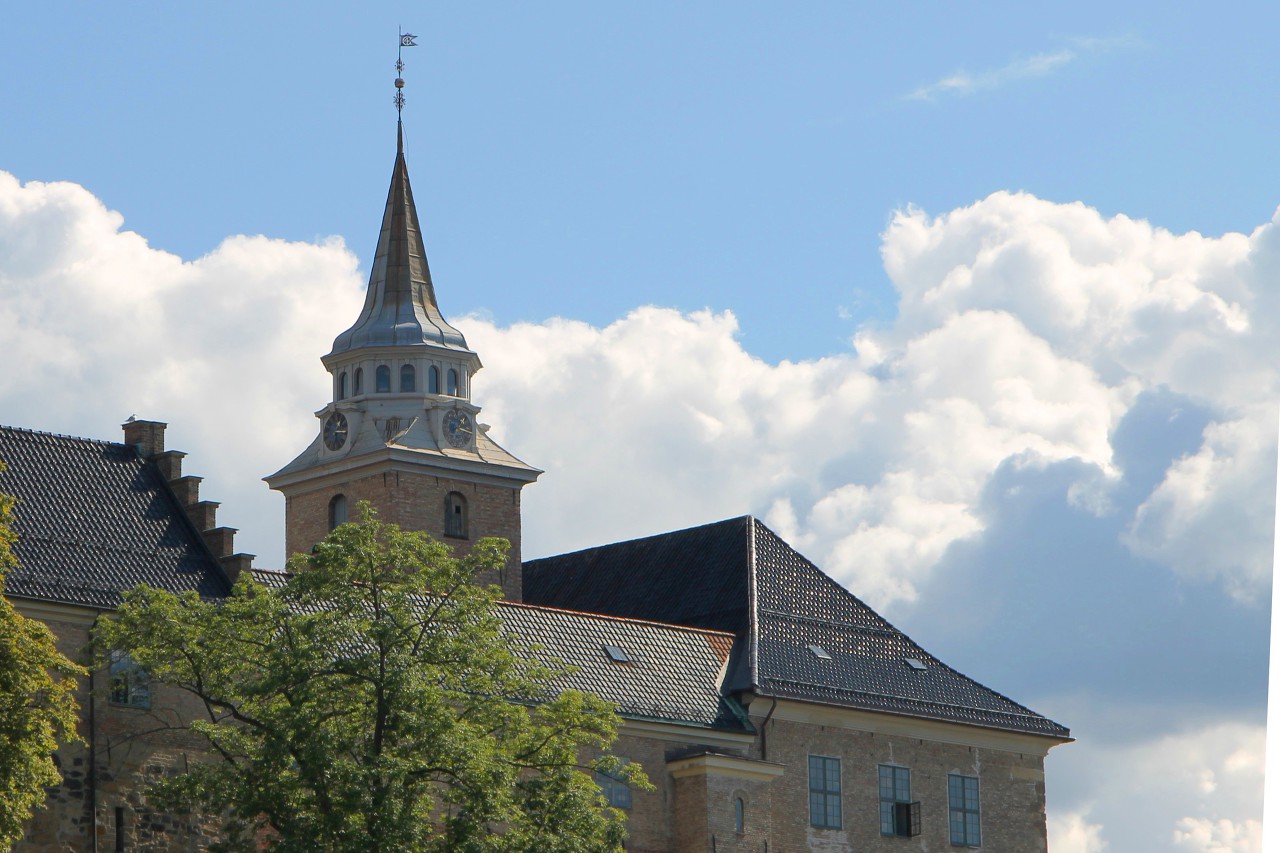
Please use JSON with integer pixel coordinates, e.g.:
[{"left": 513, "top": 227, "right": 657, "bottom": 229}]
[
  {"left": 375, "top": 364, "right": 391, "bottom": 392},
  {"left": 329, "top": 494, "right": 348, "bottom": 531},
  {"left": 949, "top": 774, "right": 981, "bottom": 846},
  {"left": 109, "top": 651, "right": 150, "bottom": 709},
  {"left": 808, "top": 755, "right": 841, "bottom": 829},
  {"left": 353, "top": 367, "right": 363, "bottom": 395},
  {"left": 447, "top": 368, "right": 459, "bottom": 396},
  {"left": 400, "top": 364, "right": 416, "bottom": 392},
  {"left": 337, "top": 371, "right": 347, "bottom": 400},
  {"left": 594, "top": 762, "right": 632, "bottom": 810},
  {"left": 879, "top": 765, "right": 919, "bottom": 837},
  {"left": 444, "top": 492, "right": 468, "bottom": 539},
  {"left": 428, "top": 365, "right": 440, "bottom": 394},
  {"left": 734, "top": 797, "right": 745, "bottom": 833}
]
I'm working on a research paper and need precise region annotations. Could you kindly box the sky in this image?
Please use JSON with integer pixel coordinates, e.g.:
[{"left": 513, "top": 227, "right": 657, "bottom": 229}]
[{"left": 0, "top": 4, "right": 1274, "bottom": 851}]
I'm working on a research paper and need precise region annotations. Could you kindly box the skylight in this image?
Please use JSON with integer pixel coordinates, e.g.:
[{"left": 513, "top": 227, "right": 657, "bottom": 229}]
[
  {"left": 603, "top": 644, "right": 630, "bottom": 663},
  {"left": 807, "top": 645, "right": 832, "bottom": 660},
  {"left": 905, "top": 658, "right": 927, "bottom": 670}
]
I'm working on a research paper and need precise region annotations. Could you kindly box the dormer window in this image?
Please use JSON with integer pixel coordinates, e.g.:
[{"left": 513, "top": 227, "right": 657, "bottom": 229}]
[
  {"left": 400, "top": 364, "right": 416, "bottom": 392},
  {"left": 353, "top": 368, "right": 364, "bottom": 395},
  {"left": 375, "top": 365, "right": 391, "bottom": 393},
  {"left": 337, "top": 372, "right": 347, "bottom": 400},
  {"left": 447, "top": 368, "right": 459, "bottom": 396},
  {"left": 428, "top": 366, "right": 440, "bottom": 394}
]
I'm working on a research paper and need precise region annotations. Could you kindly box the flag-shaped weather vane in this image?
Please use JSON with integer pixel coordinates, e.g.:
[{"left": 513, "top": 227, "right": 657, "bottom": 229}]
[{"left": 395, "top": 29, "right": 418, "bottom": 115}]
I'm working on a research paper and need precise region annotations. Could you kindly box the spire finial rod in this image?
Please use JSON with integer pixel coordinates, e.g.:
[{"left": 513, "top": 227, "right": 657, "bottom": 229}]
[{"left": 395, "top": 28, "right": 418, "bottom": 125}]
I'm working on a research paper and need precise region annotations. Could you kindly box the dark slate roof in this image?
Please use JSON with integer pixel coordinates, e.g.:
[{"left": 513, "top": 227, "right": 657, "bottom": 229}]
[
  {"left": 247, "top": 568, "right": 747, "bottom": 731},
  {"left": 0, "top": 426, "right": 233, "bottom": 609},
  {"left": 525, "top": 517, "right": 1070, "bottom": 740},
  {"left": 498, "top": 602, "right": 747, "bottom": 731}
]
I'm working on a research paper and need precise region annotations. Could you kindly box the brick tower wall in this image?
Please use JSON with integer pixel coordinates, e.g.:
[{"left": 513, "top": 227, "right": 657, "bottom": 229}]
[{"left": 284, "top": 469, "right": 524, "bottom": 601}]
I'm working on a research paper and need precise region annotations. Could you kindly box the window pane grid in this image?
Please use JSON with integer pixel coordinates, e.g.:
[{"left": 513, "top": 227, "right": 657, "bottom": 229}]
[
  {"left": 808, "top": 756, "right": 841, "bottom": 829},
  {"left": 878, "top": 765, "right": 911, "bottom": 836},
  {"left": 948, "top": 773, "right": 981, "bottom": 846}
]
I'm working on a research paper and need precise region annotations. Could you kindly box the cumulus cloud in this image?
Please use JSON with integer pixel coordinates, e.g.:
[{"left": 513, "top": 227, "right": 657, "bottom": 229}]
[
  {"left": 0, "top": 172, "right": 363, "bottom": 565},
  {"left": 1049, "top": 721, "right": 1264, "bottom": 853}
]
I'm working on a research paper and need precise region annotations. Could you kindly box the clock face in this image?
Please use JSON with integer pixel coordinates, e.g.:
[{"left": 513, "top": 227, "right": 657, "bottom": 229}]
[
  {"left": 323, "top": 412, "right": 349, "bottom": 451},
  {"left": 443, "top": 407, "right": 473, "bottom": 448}
]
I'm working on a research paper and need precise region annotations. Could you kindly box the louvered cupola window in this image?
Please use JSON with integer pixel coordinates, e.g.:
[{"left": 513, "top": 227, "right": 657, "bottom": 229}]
[
  {"left": 376, "top": 365, "right": 391, "bottom": 392},
  {"left": 428, "top": 366, "right": 440, "bottom": 394},
  {"left": 337, "top": 372, "right": 347, "bottom": 400},
  {"left": 353, "top": 368, "right": 364, "bottom": 395},
  {"left": 400, "top": 364, "right": 416, "bottom": 392},
  {"left": 447, "top": 368, "right": 459, "bottom": 396}
]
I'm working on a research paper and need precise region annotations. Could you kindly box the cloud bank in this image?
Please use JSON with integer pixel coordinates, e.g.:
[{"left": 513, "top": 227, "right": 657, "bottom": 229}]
[{"left": 0, "top": 172, "right": 1269, "bottom": 851}]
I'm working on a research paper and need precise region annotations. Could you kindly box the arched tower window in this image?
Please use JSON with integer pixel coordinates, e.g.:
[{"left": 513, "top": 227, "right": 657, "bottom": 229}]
[
  {"left": 375, "top": 365, "right": 391, "bottom": 393},
  {"left": 447, "top": 368, "right": 459, "bottom": 396},
  {"left": 353, "top": 367, "right": 364, "bottom": 395},
  {"left": 328, "top": 494, "right": 348, "bottom": 530},
  {"left": 337, "top": 372, "right": 347, "bottom": 401},
  {"left": 734, "top": 797, "right": 745, "bottom": 833},
  {"left": 428, "top": 366, "right": 440, "bottom": 394},
  {"left": 444, "top": 492, "right": 468, "bottom": 539},
  {"left": 400, "top": 364, "right": 416, "bottom": 392}
]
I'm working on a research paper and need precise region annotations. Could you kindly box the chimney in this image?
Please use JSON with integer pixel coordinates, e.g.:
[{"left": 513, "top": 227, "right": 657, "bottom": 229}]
[{"left": 122, "top": 418, "right": 167, "bottom": 459}]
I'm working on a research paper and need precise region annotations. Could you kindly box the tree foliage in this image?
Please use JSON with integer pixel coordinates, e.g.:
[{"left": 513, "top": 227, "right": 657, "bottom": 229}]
[
  {"left": 0, "top": 466, "right": 85, "bottom": 852},
  {"left": 97, "top": 507, "right": 647, "bottom": 853}
]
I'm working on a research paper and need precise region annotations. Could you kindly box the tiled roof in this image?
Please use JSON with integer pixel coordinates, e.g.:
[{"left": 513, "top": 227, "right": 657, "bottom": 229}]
[
  {"left": 247, "top": 568, "right": 747, "bottom": 731},
  {"left": 0, "top": 426, "right": 232, "bottom": 609},
  {"left": 498, "top": 602, "right": 747, "bottom": 731},
  {"left": 525, "top": 517, "right": 1069, "bottom": 740}
]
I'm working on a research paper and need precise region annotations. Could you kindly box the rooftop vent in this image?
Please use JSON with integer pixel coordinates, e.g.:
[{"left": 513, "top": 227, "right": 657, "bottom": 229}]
[
  {"left": 807, "top": 645, "right": 832, "bottom": 660},
  {"left": 904, "top": 658, "right": 927, "bottom": 671},
  {"left": 603, "top": 644, "right": 630, "bottom": 663}
]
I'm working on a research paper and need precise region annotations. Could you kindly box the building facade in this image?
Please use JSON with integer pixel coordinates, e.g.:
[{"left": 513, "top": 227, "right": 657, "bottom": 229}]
[{"left": 3, "top": 117, "right": 1069, "bottom": 851}]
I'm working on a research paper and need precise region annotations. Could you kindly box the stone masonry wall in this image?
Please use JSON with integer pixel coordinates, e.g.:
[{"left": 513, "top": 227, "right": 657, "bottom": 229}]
[
  {"left": 285, "top": 468, "right": 524, "bottom": 600},
  {"left": 17, "top": 613, "right": 221, "bottom": 852},
  {"left": 753, "top": 714, "right": 1049, "bottom": 853}
]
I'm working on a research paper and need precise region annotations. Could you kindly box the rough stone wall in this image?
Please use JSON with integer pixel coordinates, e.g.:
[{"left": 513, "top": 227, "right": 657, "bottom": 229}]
[
  {"left": 672, "top": 770, "right": 774, "bottom": 853},
  {"left": 754, "top": 715, "right": 1049, "bottom": 853},
  {"left": 285, "top": 468, "right": 524, "bottom": 600},
  {"left": 17, "top": 613, "right": 222, "bottom": 852}
]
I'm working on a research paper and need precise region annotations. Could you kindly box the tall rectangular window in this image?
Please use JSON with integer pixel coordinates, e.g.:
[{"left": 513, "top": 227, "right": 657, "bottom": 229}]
[
  {"left": 109, "top": 650, "right": 150, "bottom": 709},
  {"left": 879, "top": 764, "right": 913, "bottom": 836},
  {"left": 949, "top": 774, "right": 981, "bottom": 846},
  {"left": 594, "top": 762, "right": 632, "bottom": 810},
  {"left": 808, "top": 755, "right": 841, "bottom": 828}
]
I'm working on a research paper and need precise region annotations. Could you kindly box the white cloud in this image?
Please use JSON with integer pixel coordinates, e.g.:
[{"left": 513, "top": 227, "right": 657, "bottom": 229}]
[
  {"left": 910, "top": 49, "right": 1076, "bottom": 100},
  {"left": 908, "top": 36, "right": 1141, "bottom": 101},
  {"left": 1048, "top": 810, "right": 1109, "bottom": 853},
  {"left": 1173, "top": 817, "right": 1263, "bottom": 853}
]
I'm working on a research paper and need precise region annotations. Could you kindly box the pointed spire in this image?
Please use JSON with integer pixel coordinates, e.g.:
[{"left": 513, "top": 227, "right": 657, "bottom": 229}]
[{"left": 329, "top": 124, "right": 471, "bottom": 356}]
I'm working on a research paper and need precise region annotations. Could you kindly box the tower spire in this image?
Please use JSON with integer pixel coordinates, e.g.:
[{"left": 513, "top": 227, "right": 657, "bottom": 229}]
[{"left": 328, "top": 30, "right": 469, "bottom": 357}]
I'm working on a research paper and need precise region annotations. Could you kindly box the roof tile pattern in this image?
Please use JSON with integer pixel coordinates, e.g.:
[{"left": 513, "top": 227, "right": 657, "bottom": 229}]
[
  {"left": 0, "top": 426, "right": 232, "bottom": 608},
  {"left": 498, "top": 603, "right": 746, "bottom": 730},
  {"left": 526, "top": 516, "right": 1069, "bottom": 739}
]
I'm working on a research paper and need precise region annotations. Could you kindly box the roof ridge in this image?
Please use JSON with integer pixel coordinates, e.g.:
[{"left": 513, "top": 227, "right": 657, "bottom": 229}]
[
  {"left": 525, "top": 515, "right": 752, "bottom": 565},
  {"left": 499, "top": 598, "right": 738, "bottom": 639},
  {"left": 0, "top": 423, "right": 124, "bottom": 449}
]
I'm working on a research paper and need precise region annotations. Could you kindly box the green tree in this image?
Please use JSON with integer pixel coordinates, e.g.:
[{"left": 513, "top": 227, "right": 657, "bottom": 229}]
[
  {"left": 97, "top": 508, "right": 647, "bottom": 853},
  {"left": 0, "top": 466, "right": 85, "bottom": 851}
]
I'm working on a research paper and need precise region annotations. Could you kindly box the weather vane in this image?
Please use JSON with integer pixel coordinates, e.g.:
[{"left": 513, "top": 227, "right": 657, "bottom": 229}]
[{"left": 396, "top": 28, "right": 418, "bottom": 116}]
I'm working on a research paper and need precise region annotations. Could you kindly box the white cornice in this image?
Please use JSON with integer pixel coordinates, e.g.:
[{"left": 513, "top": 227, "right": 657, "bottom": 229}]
[
  {"left": 667, "top": 753, "right": 786, "bottom": 782},
  {"left": 618, "top": 718, "right": 756, "bottom": 750}
]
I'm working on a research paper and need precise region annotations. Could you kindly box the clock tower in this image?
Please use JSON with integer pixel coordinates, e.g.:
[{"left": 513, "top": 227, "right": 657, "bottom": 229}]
[{"left": 266, "top": 120, "right": 540, "bottom": 600}]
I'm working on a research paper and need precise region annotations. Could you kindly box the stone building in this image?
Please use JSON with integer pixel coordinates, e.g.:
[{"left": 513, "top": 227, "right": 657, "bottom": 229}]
[{"left": 2, "top": 113, "right": 1070, "bottom": 851}]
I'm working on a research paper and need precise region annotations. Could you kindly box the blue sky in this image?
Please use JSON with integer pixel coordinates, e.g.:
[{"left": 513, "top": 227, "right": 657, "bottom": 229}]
[{"left": 1, "top": 4, "right": 1275, "bottom": 851}]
